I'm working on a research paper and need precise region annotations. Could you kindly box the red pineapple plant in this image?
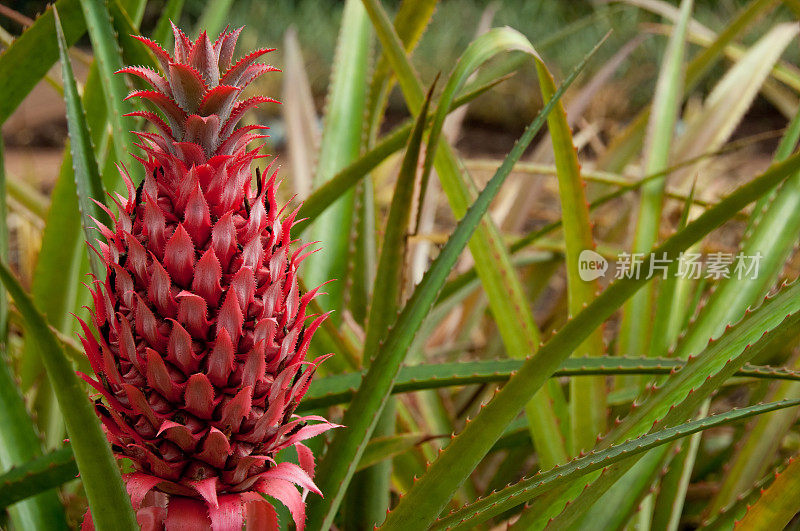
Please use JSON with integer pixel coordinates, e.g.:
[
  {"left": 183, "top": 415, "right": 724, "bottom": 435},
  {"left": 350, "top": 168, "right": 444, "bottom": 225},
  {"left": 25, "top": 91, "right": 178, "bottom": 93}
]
[{"left": 77, "top": 23, "right": 336, "bottom": 530}]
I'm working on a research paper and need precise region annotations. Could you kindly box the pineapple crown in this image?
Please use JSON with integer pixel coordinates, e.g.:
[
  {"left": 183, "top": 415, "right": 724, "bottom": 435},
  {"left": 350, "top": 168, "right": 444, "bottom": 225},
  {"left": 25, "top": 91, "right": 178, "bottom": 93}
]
[{"left": 120, "top": 22, "right": 279, "bottom": 160}]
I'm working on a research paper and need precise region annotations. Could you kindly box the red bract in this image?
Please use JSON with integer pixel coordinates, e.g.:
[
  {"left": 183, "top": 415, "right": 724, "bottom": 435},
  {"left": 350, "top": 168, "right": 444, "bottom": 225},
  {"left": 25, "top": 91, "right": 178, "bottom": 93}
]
[{"left": 78, "top": 23, "right": 336, "bottom": 530}]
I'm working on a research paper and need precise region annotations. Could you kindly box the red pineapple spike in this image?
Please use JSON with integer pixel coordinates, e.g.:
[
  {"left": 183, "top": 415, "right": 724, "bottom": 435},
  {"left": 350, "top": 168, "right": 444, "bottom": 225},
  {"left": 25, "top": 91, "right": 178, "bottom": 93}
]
[
  {"left": 220, "top": 47, "right": 276, "bottom": 87},
  {"left": 117, "top": 65, "right": 171, "bottom": 95},
  {"left": 216, "top": 27, "right": 243, "bottom": 71},
  {"left": 188, "top": 31, "right": 219, "bottom": 86},
  {"left": 132, "top": 35, "right": 173, "bottom": 70},
  {"left": 171, "top": 21, "right": 192, "bottom": 62}
]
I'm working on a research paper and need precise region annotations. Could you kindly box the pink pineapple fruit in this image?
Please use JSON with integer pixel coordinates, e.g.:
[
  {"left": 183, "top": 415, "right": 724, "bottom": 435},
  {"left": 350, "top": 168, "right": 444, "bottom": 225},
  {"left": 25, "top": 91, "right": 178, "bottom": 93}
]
[{"left": 78, "top": 23, "right": 336, "bottom": 530}]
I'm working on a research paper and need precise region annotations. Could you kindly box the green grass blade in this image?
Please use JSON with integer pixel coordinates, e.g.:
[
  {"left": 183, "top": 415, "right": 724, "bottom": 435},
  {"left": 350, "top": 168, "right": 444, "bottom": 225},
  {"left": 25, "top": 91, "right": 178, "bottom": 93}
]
[
  {"left": 648, "top": 180, "right": 697, "bottom": 360},
  {"left": 534, "top": 41, "right": 609, "bottom": 453},
  {"left": 670, "top": 109, "right": 800, "bottom": 525},
  {"left": 19, "top": 152, "right": 86, "bottom": 445},
  {"left": 109, "top": 0, "right": 158, "bottom": 71},
  {"left": 78, "top": 0, "right": 135, "bottom": 174},
  {"left": 0, "top": 139, "right": 69, "bottom": 531},
  {"left": 0, "top": 0, "right": 85, "bottom": 125},
  {"left": 747, "top": 96, "right": 800, "bottom": 235},
  {"left": 544, "top": 278, "right": 800, "bottom": 529},
  {"left": 618, "top": 0, "right": 693, "bottom": 367},
  {"left": 303, "top": 0, "right": 371, "bottom": 318},
  {"left": 442, "top": 155, "right": 729, "bottom": 307},
  {"left": 702, "top": 462, "right": 782, "bottom": 530},
  {"left": 5, "top": 175, "right": 49, "bottom": 219},
  {"left": 196, "top": 0, "right": 233, "bottom": 37},
  {"left": 597, "top": 0, "right": 779, "bottom": 172},
  {"left": 0, "top": 141, "right": 6, "bottom": 352},
  {"left": 298, "top": 358, "right": 800, "bottom": 411},
  {"left": 710, "top": 446, "right": 800, "bottom": 530},
  {"left": 356, "top": 433, "right": 431, "bottom": 473},
  {"left": 380, "top": 147, "right": 800, "bottom": 530},
  {"left": 282, "top": 27, "right": 318, "bottom": 199},
  {"left": 575, "top": 24, "right": 800, "bottom": 527},
  {"left": 683, "top": 0, "right": 779, "bottom": 92},
  {"left": 0, "top": 447, "right": 78, "bottom": 510},
  {"left": 19, "top": 0, "right": 143, "bottom": 448},
  {"left": 677, "top": 117, "right": 800, "bottom": 361},
  {"left": 365, "top": 0, "right": 437, "bottom": 143},
  {"left": 647, "top": 184, "right": 701, "bottom": 531},
  {"left": 0, "top": 262, "right": 137, "bottom": 530},
  {"left": 55, "top": 7, "right": 109, "bottom": 277},
  {"left": 707, "top": 361, "right": 800, "bottom": 515},
  {"left": 432, "top": 399, "right": 800, "bottom": 530},
  {"left": 152, "top": 0, "right": 185, "bottom": 45},
  {"left": 634, "top": 29, "right": 800, "bottom": 524},
  {"left": 670, "top": 23, "right": 798, "bottom": 190},
  {"left": 362, "top": 0, "right": 578, "bottom": 469},
  {"left": 650, "top": 404, "right": 707, "bottom": 531},
  {"left": 350, "top": 78, "right": 436, "bottom": 529},
  {"left": 295, "top": 73, "right": 509, "bottom": 234},
  {"left": 304, "top": 36, "right": 585, "bottom": 530}
]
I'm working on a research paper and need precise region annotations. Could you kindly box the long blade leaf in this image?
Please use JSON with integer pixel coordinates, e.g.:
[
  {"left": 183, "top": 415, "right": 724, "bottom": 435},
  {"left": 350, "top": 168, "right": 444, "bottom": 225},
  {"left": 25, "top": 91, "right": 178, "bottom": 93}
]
[
  {"left": 55, "top": 8, "right": 109, "bottom": 277},
  {"left": 306, "top": 38, "right": 598, "bottom": 530},
  {"left": 433, "top": 399, "right": 800, "bottom": 530},
  {"left": 0, "top": 262, "right": 137, "bottom": 530},
  {"left": 381, "top": 144, "right": 800, "bottom": 531}
]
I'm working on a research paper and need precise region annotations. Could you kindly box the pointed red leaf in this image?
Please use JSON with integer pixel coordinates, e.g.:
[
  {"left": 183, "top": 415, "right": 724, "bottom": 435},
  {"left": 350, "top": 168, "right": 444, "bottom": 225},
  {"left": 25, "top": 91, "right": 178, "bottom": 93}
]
[
  {"left": 189, "top": 31, "right": 219, "bottom": 86},
  {"left": 118, "top": 66, "right": 171, "bottom": 95},
  {"left": 157, "top": 419, "right": 201, "bottom": 452},
  {"left": 176, "top": 291, "right": 210, "bottom": 338},
  {"left": 261, "top": 462, "right": 320, "bottom": 495},
  {"left": 143, "top": 193, "right": 168, "bottom": 259},
  {"left": 209, "top": 495, "right": 244, "bottom": 531},
  {"left": 184, "top": 373, "right": 216, "bottom": 419},
  {"left": 147, "top": 258, "right": 177, "bottom": 318},
  {"left": 237, "top": 63, "right": 280, "bottom": 92},
  {"left": 229, "top": 266, "right": 255, "bottom": 312},
  {"left": 135, "top": 296, "right": 168, "bottom": 353},
  {"left": 124, "top": 111, "right": 175, "bottom": 142},
  {"left": 167, "top": 319, "right": 197, "bottom": 374},
  {"left": 125, "top": 473, "right": 163, "bottom": 509},
  {"left": 196, "top": 427, "right": 232, "bottom": 469},
  {"left": 220, "top": 48, "right": 275, "bottom": 87},
  {"left": 132, "top": 35, "right": 172, "bottom": 70},
  {"left": 184, "top": 114, "right": 221, "bottom": 156},
  {"left": 207, "top": 329, "right": 235, "bottom": 388},
  {"left": 219, "top": 386, "right": 252, "bottom": 432},
  {"left": 145, "top": 348, "right": 182, "bottom": 402},
  {"left": 163, "top": 224, "right": 196, "bottom": 288},
  {"left": 211, "top": 212, "right": 237, "bottom": 271},
  {"left": 165, "top": 496, "right": 210, "bottom": 530},
  {"left": 216, "top": 27, "right": 242, "bottom": 71},
  {"left": 192, "top": 247, "right": 223, "bottom": 308},
  {"left": 124, "top": 232, "right": 150, "bottom": 288},
  {"left": 173, "top": 142, "right": 206, "bottom": 167},
  {"left": 217, "top": 290, "right": 244, "bottom": 347},
  {"left": 220, "top": 96, "right": 279, "bottom": 139},
  {"left": 295, "top": 443, "right": 316, "bottom": 478},
  {"left": 126, "top": 90, "right": 186, "bottom": 135},
  {"left": 182, "top": 186, "right": 212, "bottom": 249},
  {"left": 255, "top": 477, "right": 305, "bottom": 531},
  {"left": 170, "top": 21, "right": 192, "bottom": 63},
  {"left": 198, "top": 84, "right": 240, "bottom": 121}
]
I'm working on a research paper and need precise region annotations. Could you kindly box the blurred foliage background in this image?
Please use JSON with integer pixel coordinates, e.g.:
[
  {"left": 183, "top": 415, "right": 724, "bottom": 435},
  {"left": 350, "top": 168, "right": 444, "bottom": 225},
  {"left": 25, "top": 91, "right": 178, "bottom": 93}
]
[
  {"left": 3, "top": 0, "right": 797, "bottom": 150},
  {"left": 4, "top": 0, "right": 800, "bottom": 528}
]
